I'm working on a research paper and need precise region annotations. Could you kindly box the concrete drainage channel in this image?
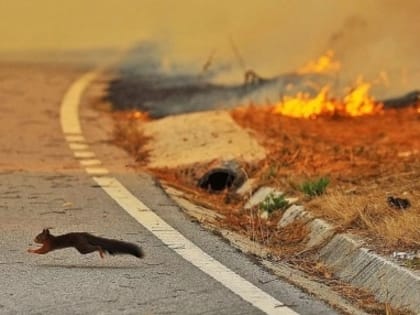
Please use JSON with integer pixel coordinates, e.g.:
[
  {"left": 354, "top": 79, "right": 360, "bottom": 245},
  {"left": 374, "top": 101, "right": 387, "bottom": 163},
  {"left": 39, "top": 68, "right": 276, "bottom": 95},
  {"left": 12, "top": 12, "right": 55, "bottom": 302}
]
[{"left": 137, "top": 109, "right": 419, "bottom": 314}]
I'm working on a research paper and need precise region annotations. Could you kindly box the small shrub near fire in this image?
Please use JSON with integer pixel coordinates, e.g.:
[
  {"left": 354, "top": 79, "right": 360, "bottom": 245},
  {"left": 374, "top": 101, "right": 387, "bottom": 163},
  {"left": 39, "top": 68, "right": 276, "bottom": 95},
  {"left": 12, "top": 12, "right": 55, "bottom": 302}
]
[
  {"left": 301, "top": 177, "right": 330, "bottom": 197},
  {"left": 259, "top": 193, "right": 290, "bottom": 214}
]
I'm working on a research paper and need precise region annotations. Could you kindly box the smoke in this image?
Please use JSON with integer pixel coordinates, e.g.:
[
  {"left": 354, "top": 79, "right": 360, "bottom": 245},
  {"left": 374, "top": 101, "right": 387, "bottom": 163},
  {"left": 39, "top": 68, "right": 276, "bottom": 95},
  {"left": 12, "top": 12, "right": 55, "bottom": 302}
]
[
  {"left": 146, "top": 0, "right": 420, "bottom": 96},
  {"left": 1, "top": 0, "right": 418, "bottom": 96},
  {"left": 319, "top": 1, "right": 420, "bottom": 96}
]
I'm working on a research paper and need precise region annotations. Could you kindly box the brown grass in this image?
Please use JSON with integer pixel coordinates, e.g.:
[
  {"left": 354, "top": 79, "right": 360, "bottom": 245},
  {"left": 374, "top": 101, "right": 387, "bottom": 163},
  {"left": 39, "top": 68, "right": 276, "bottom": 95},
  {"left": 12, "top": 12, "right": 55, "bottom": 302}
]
[
  {"left": 231, "top": 105, "right": 420, "bottom": 252},
  {"left": 308, "top": 190, "right": 420, "bottom": 250},
  {"left": 111, "top": 106, "right": 420, "bottom": 252},
  {"left": 299, "top": 166, "right": 420, "bottom": 251},
  {"left": 144, "top": 163, "right": 309, "bottom": 254},
  {"left": 223, "top": 208, "right": 308, "bottom": 254},
  {"left": 112, "top": 111, "right": 151, "bottom": 165}
]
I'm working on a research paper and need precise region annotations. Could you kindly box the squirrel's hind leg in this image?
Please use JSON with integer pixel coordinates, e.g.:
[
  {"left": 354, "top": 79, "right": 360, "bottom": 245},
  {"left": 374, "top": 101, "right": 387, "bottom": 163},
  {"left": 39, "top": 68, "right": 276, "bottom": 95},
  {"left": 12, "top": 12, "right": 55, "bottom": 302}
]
[{"left": 75, "top": 243, "right": 104, "bottom": 258}]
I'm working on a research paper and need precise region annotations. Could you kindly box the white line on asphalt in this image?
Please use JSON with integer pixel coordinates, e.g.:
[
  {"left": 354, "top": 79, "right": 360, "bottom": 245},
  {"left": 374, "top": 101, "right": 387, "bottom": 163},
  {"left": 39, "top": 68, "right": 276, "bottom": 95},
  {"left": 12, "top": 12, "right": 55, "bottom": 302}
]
[
  {"left": 60, "top": 72, "right": 97, "bottom": 135},
  {"left": 65, "top": 135, "right": 86, "bottom": 142},
  {"left": 73, "top": 151, "right": 96, "bottom": 159},
  {"left": 85, "top": 167, "right": 109, "bottom": 176},
  {"left": 60, "top": 71, "right": 299, "bottom": 315},
  {"left": 69, "top": 143, "right": 90, "bottom": 151},
  {"left": 79, "top": 159, "right": 102, "bottom": 167}
]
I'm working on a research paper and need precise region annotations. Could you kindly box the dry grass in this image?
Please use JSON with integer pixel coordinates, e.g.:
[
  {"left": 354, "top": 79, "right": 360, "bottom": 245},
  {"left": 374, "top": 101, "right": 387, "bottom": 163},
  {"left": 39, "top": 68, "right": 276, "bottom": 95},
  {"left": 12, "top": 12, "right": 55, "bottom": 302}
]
[
  {"left": 143, "top": 163, "right": 309, "bottom": 254},
  {"left": 231, "top": 105, "right": 420, "bottom": 251},
  {"left": 112, "top": 111, "right": 151, "bottom": 166},
  {"left": 223, "top": 209, "right": 309, "bottom": 254},
  {"left": 305, "top": 169, "right": 420, "bottom": 251},
  {"left": 111, "top": 106, "right": 420, "bottom": 251},
  {"left": 309, "top": 191, "right": 420, "bottom": 249}
]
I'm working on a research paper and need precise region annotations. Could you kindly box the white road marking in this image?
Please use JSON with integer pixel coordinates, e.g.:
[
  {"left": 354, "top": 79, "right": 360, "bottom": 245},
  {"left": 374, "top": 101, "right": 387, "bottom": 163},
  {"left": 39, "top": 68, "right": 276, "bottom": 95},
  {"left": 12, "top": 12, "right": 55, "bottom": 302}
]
[
  {"left": 69, "top": 143, "right": 89, "bottom": 151},
  {"left": 65, "top": 135, "right": 86, "bottom": 142},
  {"left": 85, "top": 167, "right": 109, "bottom": 176},
  {"left": 79, "top": 159, "right": 102, "bottom": 167},
  {"left": 60, "top": 72, "right": 97, "bottom": 135},
  {"left": 60, "top": 71, "right": 299, "bottom": 315},
  {"left": 73, "top": 151, "right": 96, "bottom": 159}
]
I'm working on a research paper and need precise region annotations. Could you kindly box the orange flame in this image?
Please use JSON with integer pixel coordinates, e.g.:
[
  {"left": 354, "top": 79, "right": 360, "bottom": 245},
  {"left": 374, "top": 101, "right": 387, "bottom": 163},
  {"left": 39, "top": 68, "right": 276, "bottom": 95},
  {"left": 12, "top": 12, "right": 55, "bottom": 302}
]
[
  {"left": 273, "top": 87, "right": 335, "bottom": 119},
  {"left": 273, "top": 79, "right": 383, "bottom": 118},
  {"left": 342, "top": 79, "right": 380, "bottom": 117},
  {"left": 126, "top": 110, "right": 150, "bottom": 121},
  {"left": 298, "top": 50, "right": 341, "bottom": 74}
]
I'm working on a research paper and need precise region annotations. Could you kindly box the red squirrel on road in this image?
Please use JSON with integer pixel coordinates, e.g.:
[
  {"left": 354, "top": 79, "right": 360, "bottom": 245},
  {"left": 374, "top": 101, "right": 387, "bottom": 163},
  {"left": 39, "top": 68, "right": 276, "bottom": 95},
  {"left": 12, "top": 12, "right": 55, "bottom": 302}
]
[{"left": 28, "top": 228, "right": 144, "bottom": 259}]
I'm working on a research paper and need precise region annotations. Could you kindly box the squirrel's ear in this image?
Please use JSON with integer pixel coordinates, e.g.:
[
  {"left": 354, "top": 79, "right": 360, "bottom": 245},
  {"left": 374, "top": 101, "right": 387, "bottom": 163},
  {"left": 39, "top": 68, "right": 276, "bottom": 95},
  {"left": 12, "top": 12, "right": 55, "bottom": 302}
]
[{"left": 43, "top": 228, "right": 50, "bottom": 235}]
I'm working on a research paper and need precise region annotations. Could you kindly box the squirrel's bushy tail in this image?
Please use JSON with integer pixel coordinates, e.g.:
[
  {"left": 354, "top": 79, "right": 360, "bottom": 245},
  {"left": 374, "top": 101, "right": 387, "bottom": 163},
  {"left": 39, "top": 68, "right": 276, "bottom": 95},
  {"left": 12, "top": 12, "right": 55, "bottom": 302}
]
[{"left": 89, "top": 236, "right": 144, "bottom": 258}]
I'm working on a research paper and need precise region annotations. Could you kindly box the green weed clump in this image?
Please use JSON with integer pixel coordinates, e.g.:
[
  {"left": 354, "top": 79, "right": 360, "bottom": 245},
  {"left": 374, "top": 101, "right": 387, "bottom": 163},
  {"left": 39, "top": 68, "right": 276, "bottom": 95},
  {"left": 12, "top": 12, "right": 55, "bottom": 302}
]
[
  {"left": 260, "top": 193, "right": 289, "bottom": 214},
  {"left": 300, "top": 177, "right": 330, "bottom": 197}
]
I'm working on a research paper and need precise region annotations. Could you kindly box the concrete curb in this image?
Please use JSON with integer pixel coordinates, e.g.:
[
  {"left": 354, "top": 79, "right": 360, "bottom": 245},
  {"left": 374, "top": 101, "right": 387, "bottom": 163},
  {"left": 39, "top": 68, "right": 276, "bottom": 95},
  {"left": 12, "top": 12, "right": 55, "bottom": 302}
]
[
  {"left": 319, "top": 234, "right": 420, "bottom": 313},
  {"left": 165, "top": 184, "right": 420, "bottom": 314},
  {"left": 240, "top": 184, "right": 420, "bottom": 313}
]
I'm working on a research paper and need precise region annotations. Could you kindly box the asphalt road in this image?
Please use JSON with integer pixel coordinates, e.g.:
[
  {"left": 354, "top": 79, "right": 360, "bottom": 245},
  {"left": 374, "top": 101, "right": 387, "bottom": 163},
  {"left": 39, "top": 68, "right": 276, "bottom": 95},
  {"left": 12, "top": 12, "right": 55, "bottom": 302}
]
[{"left": 0, "top": 63, "right": 339, "bottom": 314}]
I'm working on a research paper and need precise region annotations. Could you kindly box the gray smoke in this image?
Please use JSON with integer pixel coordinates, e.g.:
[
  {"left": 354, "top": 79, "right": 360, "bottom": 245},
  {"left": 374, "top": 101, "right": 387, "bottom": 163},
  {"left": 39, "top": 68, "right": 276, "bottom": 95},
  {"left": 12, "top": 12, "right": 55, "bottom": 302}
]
[{"left": 147, "top": 0, "right": 419, "bottom": 98}]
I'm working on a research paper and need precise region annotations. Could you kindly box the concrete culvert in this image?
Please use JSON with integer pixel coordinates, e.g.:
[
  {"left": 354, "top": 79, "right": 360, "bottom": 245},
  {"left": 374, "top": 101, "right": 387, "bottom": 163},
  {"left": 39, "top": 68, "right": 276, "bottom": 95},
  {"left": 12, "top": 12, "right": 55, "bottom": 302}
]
[{"left": 198, "top": 161, "right": 246, "bottom": 192}]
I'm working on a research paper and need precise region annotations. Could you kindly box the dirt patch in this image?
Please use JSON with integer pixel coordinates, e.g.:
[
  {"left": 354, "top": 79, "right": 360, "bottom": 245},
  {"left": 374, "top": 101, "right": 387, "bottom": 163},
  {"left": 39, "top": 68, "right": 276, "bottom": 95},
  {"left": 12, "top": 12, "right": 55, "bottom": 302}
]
[{"left": 139, "top": 110, "right": 265, "bottom": 168}]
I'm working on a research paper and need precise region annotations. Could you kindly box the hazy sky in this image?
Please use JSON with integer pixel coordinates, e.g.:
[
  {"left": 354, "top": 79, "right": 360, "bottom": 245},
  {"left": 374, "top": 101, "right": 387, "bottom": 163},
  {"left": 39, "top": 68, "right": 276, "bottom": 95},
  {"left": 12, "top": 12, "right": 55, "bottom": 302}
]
[
  {"left": 0, "top": 1, "right": 350, "bottom": 52},
  {"left": 0, "top": 1, "right": 370, "bottom": 53},
  {"left": 1, "top": 0, "right": 418, "bottom": 89}
]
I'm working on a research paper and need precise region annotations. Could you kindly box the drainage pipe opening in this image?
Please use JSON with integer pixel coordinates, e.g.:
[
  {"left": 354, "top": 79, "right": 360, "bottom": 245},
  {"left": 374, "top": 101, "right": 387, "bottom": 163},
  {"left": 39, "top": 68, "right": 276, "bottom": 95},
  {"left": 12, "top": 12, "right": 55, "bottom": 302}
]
[{"left": 197, "top": 161, "right": 246, "bottom": 193}]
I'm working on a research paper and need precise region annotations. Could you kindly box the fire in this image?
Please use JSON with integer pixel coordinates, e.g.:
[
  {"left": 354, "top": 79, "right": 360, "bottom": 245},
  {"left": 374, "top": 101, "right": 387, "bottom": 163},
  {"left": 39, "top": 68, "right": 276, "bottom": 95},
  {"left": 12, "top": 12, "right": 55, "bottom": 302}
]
[
  {"left": 298, "top": 50, "right": 341, "bottom": 74},
  {"left": 343, "top": 79, "right": 381, "bottom": 117},
  {"left": 273, "top": 79, "right": 383, "bottom": 118},
  {"left": 272, "top": 50, "right": 383, "bottom": 118},
  {"left": 125, "top": 110, "right": 150, "bottom": 121},
  {"left": 273, "top": 87, "right": 335, "bottom": 119}
]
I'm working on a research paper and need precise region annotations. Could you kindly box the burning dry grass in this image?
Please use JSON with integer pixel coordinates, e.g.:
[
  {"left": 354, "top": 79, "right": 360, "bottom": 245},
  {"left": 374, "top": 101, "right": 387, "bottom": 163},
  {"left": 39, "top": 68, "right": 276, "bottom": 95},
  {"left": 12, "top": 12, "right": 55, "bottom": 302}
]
[{"left": 273, "top": 79, "right": 382, "bottom": 119}]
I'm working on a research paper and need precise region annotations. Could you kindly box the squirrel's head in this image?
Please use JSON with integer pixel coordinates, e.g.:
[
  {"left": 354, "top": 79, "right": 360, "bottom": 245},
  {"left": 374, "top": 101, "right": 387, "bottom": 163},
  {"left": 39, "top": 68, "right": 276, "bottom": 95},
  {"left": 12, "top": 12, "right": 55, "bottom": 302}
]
[{"left": 34, "top": 228, "right": 51, "bottom": 243}]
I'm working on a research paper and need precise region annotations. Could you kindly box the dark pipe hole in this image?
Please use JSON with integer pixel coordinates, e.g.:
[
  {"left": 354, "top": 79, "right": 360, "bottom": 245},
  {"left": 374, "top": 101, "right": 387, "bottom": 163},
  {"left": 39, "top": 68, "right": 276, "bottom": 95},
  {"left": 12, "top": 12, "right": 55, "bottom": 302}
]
[{"left": 198, "top": 169, "right": 237, "bottom": 192}]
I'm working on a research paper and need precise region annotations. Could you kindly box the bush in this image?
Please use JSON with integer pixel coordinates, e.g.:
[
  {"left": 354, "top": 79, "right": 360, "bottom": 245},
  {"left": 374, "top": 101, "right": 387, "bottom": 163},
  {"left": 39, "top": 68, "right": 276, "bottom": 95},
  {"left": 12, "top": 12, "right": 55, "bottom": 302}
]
[
  {"left": 300, "top": 177, "right": 330, "bottom": 197},
  {"left": 260, "top": 193, "right": 289, "bottom": 214}
]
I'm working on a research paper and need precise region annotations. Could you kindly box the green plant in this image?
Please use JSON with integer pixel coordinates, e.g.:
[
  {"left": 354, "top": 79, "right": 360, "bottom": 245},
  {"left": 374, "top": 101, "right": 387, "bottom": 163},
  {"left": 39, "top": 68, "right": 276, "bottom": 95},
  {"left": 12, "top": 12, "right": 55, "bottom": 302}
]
[
  {"left": 300, "top": 177, "right": 330, "bottom": 197},
  {"left": 404, "top": 258, "right": 420, "bottom": 270},
  {"left": 259, "top": 193, "right": 289, "bottom": 214}
]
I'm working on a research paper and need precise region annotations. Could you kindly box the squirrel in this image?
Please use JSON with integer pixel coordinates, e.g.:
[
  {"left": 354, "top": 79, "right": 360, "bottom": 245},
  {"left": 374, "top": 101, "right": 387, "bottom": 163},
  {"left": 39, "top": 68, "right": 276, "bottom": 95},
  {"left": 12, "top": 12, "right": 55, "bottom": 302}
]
[{"left": 27, "top": 228, "right": 144, "bottom": 259}]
